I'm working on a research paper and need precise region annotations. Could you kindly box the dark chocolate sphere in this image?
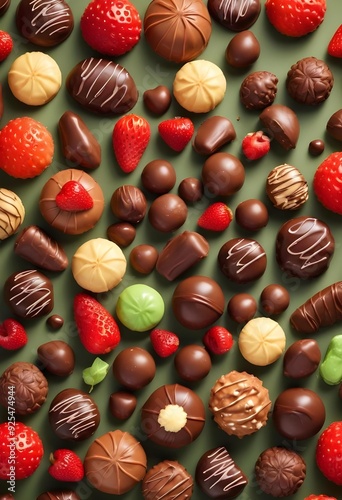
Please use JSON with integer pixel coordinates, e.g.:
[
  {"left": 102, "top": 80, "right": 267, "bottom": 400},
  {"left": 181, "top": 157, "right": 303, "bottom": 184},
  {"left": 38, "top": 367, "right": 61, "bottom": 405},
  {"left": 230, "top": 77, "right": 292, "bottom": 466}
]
[
  {"left": 129, "top": 244, "right": 159, "bottom": 274},
  {"left": 141, "top": 159, "right": 176, "bottom": 194},
  {"left": 227, "top": 293, "right": 257, "bottom": 323},
  {"left": 113, "top": 347, "right": 156, "bottom": 390},
  {"left": 260, "top": 284, "right": 290, "bottom": 315},
  {"left": 202, "top": 152, "right": 245, "bottom": 197},
  {"left": 178, "top": 177, "right": 203, "bottom": 203},
  {"left": 110, "top": 185, "right": 147, "bottom": 223},
  {"left": 226, "top": 30, "right": 260, "bottom": 68},
  {"left": 174, "top": 345, "right": 211, "bottom": 381},
  {"left": 235, "top": 199, "right": 269, "bottom": 231},
  {"left": 148, "top": 194, "right": 187, "bottom": 232}
]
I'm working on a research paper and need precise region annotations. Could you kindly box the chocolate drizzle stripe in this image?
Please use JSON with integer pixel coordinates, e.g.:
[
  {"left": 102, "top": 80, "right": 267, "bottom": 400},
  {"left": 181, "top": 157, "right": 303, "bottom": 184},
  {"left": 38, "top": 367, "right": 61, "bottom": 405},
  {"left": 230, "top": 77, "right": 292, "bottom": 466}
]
[
  {"left": 267, "top": 165, "right": 308, "bottom": 209},
  {"left": 29, "top": 0, "right": 72, "bottom": 36},
  {"left": 10, "top": 270, "right": 52, "bottom": 317},
  {"left": 144, "top": 467, "right": 191, "bottom": 499},
  {"left": 0, "top": 191, "right": 23, "bottom": 236},
  {"left": 204, "top": 448, "right": 246, "bottom": 491},
  {"left": 225, "top": 239, "right": 266, "bottom": 274},
  {"left": 287, "top": 218, "right": 331, "bottom": 269},
  {"left": 50, "top": 394, "right": 97, "bottom": 438},
  {"left": 219, "top": 0, "right": 252, "bottom": 23}
]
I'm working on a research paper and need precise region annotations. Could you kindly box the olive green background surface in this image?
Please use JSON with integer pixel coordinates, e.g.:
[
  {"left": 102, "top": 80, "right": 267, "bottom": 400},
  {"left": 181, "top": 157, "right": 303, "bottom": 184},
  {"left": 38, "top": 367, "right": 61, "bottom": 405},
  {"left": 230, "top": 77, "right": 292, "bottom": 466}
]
[{"left": 1, "top": 0, "right": 342, "bottom": 498}]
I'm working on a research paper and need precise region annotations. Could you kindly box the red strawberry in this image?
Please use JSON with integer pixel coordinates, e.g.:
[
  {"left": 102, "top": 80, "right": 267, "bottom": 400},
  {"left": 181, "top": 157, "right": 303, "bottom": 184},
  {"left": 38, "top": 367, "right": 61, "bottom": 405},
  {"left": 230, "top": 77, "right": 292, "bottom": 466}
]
[
  {"left": 81, "top": 0, "right": 141, "bottom": 56},
  {"left": 0, "top": 117, "right": 54, "bottom": 179},
  {"left": 203, "top": 326, "right": 234, "bottom": 355},
  {"left": 113, "top": 114, "right": 151, "bottom": 173},
  {"left": 316, "top": 421, "right": 342, "bottom": 485},
  {"left": 74, "top": 293, "right": 121, "bottom": 354},
  {"left": 150, "top": 328, "right": 179, "bottom": 357},
  {"left": 328, "top": 25, "right": 342, "bottom": 58},
  {"left": 313, "top": 152, "right": 342, "bottom": 214},
  {"left": 56, "top": 180, "right": 94, "bottom": 211},
  {"left": 304, "top": 496, "right": 337, "bottom": 500},
  {"left": 0, "top": 319, "right": 28, "bottom": 350},
  {"left": 242, "top": 131, "right": 271, "bottom": 160},
  {"left": 0, "top": 422, "right": 43, "bottom": 480},
  {"left": 265, "top": 0, "right": 326, "bottom": 37},
  {"left": 198, "top": 202, "right": 233, "bottom": 232},
  {"left": 48, "top": 449, "right": 84, "bottom": 482},
  {"left": 158, "top": 117, "right": 194, "bottom": 152},
  {"left": 0, "top": 30, "right": 13, "bottom": 62}
]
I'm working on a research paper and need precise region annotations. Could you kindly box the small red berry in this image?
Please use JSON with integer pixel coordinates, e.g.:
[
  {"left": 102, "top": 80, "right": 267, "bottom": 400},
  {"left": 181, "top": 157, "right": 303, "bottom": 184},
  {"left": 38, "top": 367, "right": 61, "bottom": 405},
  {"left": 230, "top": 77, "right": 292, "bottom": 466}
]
[
  {"left": 150, "top": 329, "right": 179, "bottom": 357},
  {"left": 242, "top": 131, "right": 271, "bottom": 160},
  {"left": 203, "top": 326, "right": 234, "bottom": 355},
  {"left": 198, "top": 202, "right": 233, "bottom": 232},
  {"left": 0, "top": 30, "right": 13, "bottom": 62}
]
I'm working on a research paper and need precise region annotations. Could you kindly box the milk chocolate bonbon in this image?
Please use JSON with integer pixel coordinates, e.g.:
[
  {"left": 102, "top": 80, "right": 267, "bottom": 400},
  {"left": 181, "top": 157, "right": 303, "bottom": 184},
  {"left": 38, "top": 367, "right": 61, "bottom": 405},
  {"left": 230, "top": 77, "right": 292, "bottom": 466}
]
[
  {"left": 225, "top": 30, "right": 260, "bottom": 68},
  {"left": 174, "top": 345, "right": 211, "bottom": 382},
  {"left": 193, "top": 115, "right": 236, "bottom": 155},
  {"left": 129, "top": 244, "right": 158, "bottom": 274},
  {"left": 259, "top": 104, "right": 300, "bottom": 150},
  {"left": 107, "top": 222, "right": 136, "bottom": 247},
  {"left": 111, "top": 185, "right": 147, "bottom": 223},
  {"left": 112, "top": 347, "right": 156, "bottom": 390},
  {"left": 148, "top": 194, "right": 187, "bottom": 232},
  {"left": 260, "top": 283, "right": 290, "bottom": 315},
  {"left": 37, "top": 340, "right": 75, "bottom": 377},
  {"left": 309, "top": 139, "right": 325, "bottom": 156},
  {"left": 178, "top": 177, "right": 203, "bottom": 203},
  {"left": 143, "top": 85, "right": 171, "bottom": 115},
  {"left": 227, "top": 293, "right": 257, "bottom": 323},
  {"left": 283, "top": 339, "right": 321, "bottom": 379},
  {"left": 202, "top": 152, "right": 245, "bottom": 197},
  {"left": 109, "top": 392, "right": 137, "bottom": 420},
  {"left": 141, "top": 159, "right": 176, "bottom": 194},
  {"left": 218, "top": 238, "right": 266, "bottom": 284}
]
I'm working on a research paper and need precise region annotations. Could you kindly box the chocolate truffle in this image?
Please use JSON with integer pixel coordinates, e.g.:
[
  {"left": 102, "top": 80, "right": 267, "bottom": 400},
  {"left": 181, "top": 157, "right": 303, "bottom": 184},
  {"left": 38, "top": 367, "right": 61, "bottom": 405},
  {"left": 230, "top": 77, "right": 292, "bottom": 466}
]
[
  {"left": 286, "top": 57, "right": 334, "bottom": 105},
  {"left": 172, "top": 275, "right": 225, "bottom": 329},
  {"left": 84, "top": 430, "right": 147, "bottom": 494},
  {"left": 255, "top": 447, "right": 306, "bottom": 497},
  {"left": 0, "top": 188, "right": 25, "bottom": 240},
  {"left": 141, "top": 384, "right": 205, "bottom": 448},
  {"left": 327, "top": 109, "right": 342, "bottom": 141},
  {"left": 240, "top": 71, "right": 278, "bottom": 110},
  {"left": 0, "top": 362, "right": 48, "bottom": 416},
  {"left": 141, "top": 159, "right": 176, "bottom": 194},
  {"left": 193, "top": 115, "right": 236, "bottom": 155},
  {"left": 129, "top": 244, "right": 159, "bottom": 274},
  {"left": 144, "top": 0, "right": 212, "bottom": 63},
  {"left": 39, "top": 169, "right": 104, "bottom": 234},
  {"left": 283, "top": 339, "right": 321, "bottom": 379},
  {"left": 143, "top": 85, "right": 171, "bottom": 115},
  {"left": 112, "top": 347, "right": 156, "bottom": 390},
  {"left": 37, "top": 340, "right": 75, "bottom": 377},
  {"left": 109, "top": 391, "right": 137, "bottom": 420},
  {"left": 309, "top": 138, "right": 325, "bottom": 156},
  {"left": 107, "top": 222, "right": 136, "bottom": 247},
  {"left": 259, "top": 104, "right": 300, "bottom": 150},
  {"left": 4, "top": 269, "right": 54, "bottom": 318},
  {"left": 36, "top": 492, "right": 80, "bottom": 500},
  {"left": 14, "top": 225, "right": 68, "bottom": 272},
  {"left": 173, "top": 60, "right": 226, "bottom": 113},
  {"left": 260, "top": 283, "right": 290, "bottom": 315},
  {"left": 196, "top": 447, "right": 248, "bottom": 499},
  {"left": 0, "top": 0, "right": 10, "bottom": 16},
  {"left": 218, "top": 238, "right": 267, "bottom": 284},
  {"left": 66, "top": 58, "right": 138, "bottom": 115},
  {"left": 239, "top": 317, "right": 286, "bottom": 366},
  {"left": 148, "top": 194, "right": 187, "bottom": 232},
  {"left": 49, "top": 388, "right": 100, "bottom": 441},
  {"left": 235, "top": 199, "right": 268, "bottom": 231},
  {"left": 266, "top": 164, "right": 308, "bottom": 210},
  {"left": 275, "top": 216, "right": 335, "bottom": 279},
  {"left": 174, "top": 344, "right": 211, "bottom": 382},
  {"left": 225, "top": 30, "right": 260, "bottom": 68},
  {"left": 227, "top": 293, "right": 257, "bottom": 323},
  {"left": 47, "top": 314, "right": 64, "bottom": 329},
  {"left": 110, "top": 185, "right": 147, "bottom": 223},
  {"left": 208, "top": 0, "right": 260, "bottom": 30},
  {"left": 202, "top": 152, "right": 245, "bottom": 197},
  {"left": 178, "top": 177, "right": 203, "bottom": 203},
  {"left": 209, "top": 370, "right": 271, "bottom": 438},
  {"left": 273, "top": 388, "right": 325, "bottom": 440},
  {"left": 142, "top": 460, "right": 193, "bottom": 500}
]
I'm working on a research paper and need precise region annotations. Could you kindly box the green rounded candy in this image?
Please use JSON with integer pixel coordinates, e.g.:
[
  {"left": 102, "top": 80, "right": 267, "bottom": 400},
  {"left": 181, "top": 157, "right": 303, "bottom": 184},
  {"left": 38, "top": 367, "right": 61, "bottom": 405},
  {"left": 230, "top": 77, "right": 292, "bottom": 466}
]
[
  {"left": 320, "top": 334, "right": 342, "bottom": 385},
  {"left": 116, "top": 284, "right": 164, "bottom": 332}
]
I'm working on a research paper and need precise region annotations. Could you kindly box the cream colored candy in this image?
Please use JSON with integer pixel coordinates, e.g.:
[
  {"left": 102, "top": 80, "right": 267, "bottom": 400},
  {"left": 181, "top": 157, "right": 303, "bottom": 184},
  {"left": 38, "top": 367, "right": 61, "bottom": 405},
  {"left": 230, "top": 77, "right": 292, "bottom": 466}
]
[
  {"left": 0, "top": 188, "right": 25, "bottom": 240},
  {"left": 238, "top": 317, "right": 286, "bottom": 366},
  {"left": 8, "top": 52, "right": 62, "bottom": 106},
  {"left": 72, "top": 238, "right": 127, "bottom": 293},
  {"left": 173, "top": 60, "right": 226, "bottom": 113}
]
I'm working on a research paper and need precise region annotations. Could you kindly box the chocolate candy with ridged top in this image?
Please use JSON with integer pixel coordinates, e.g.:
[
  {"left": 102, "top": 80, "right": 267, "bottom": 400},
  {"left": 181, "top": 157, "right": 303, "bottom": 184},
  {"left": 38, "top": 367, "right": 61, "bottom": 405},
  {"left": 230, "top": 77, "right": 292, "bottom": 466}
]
[
  {"left": 259, "top": 104, "right": 300, "bottom": 150},
  {"left": 36, "top": 492, "right": 80, "bottom": 500},
  {"left": 226, "top": 30, "right": 260, "bottom": 68},
  {"left": 283, "top": 339, "right": 321, "bottom": 379},
  {"left": 142, "top": 460, "right": 193, "bottom": 500},
  {"left": 193, "top": 116, "right": 236, "bottom": 155},
  {"left": 240, "top": 71, "right": 278, "bottom": 110},
  {"left": 110, "top": 185, "right": 147, "bottom": 224},
  {"left": 196, "top": 447, "right": 248, "bottom": 499},
  {"left": 266, "top": 164, "right": 308, "bottom": 210},
  {"left": 218, "top": 238, "right": 266, "bottom": 284},
  {"left": 327, "top": 109, "right": 342, "bottom": 141},
  {"left": 37, "top": 340, "right": 75, "bottom": 377},
  {"left": 235, "top": 199, "right": 268, "bottom": 231},
  {"left": 66, "top": 58, "right": 138, "bottom": 115},
  {"left": 208, "top": 0, "right": 260, "bottom": 31}
]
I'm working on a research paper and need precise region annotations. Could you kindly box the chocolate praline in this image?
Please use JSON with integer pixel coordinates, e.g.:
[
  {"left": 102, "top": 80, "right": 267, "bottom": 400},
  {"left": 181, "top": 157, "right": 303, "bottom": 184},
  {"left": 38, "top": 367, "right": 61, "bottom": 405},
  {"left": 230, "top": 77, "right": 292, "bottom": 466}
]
[
  {"left": 178, "top": 177, "right": 203, "bottom": 203},
  {"left": 37, "top": 340, "right": 75, "bottom": 377},
  {"left": 266, "top": 164, "right": 308, "bottom": 210},
  {"left": 259, "top": 104, "right": 300, "bottom": 150},
  {"left": 208, "top": 0, "right": 261, "bottom": 31},
  {"left": 110, "top": 185, "right": 147, "bottom": 224},
  {"left": 112, "top": 347, "right": 156, "bottom": 390},
  {"left": 47, "top": 314, "right": 64, "bottom": 329},
  {"left": 235, "top": 199, "right": 268, "bottom": 231},
  {"left": 283, "top": 339, "right": 321, "bottom": 379},
  {"left": 260, "top": 284, "right": 290, "bottom": 315},
  {"left": 218, "top": 238, "right": 267, "bottom": 284},
  {"left": 227, "top": 293, "right": 257, "bottom": 323},
  {"left": 142, "top": 460, "right": 193, "bottom": 500},
  {"left": 109, "top": 391, "right": 137, "bottom": 420},
  {"left": 143, "top": 86, "right": 171, "bottom": 115},
  {"left": 129, "top": 244, "right": 159, "bottom": 274},
  {"left": 240, "top": 71, "right": 278, "bottom": 110},
  {"left": 226, "top": 30, "right": 260, "bottom": 68},
  {"left": 174, "top": 345, "right": 211, "bottom": 382},
  {"left": 193, "top": 116, "right": 236, "bottom": 155},
  {"left": 309, "top": 139, "right": 325, "bottom": 156},
  {"left": 36, "top": 491, "right": 80, "bottom": 500},
  {"left": 148, "top": 194, "right": 187, "bottom": 232},
  {"left": 202, "top": 152, "right": 245, "bottom": 197},
  {"left": 327, "top": 109, "right": 342, "bottom": 141},
  {"left": 141, "top": 159, "right": 176, "bottom": 194},
  {"left": 107, "top": 222, "right": 136, "bottom": 247}
]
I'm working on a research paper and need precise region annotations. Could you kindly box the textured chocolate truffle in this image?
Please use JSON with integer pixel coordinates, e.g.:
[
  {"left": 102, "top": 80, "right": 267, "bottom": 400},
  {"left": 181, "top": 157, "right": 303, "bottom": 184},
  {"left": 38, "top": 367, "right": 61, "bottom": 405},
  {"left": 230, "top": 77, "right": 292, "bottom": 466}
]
[
  {"left": 172, "top": 275, "right": 225, "bottom": 329},
  {"left": 148, "top": 194, "right": 187, "bottom": 232},
  {"left": 178, "top": 177, "right": 203, "bottom": 203},
  {"left": 209, "top": 370, "right": 271, "bottom": 438},
  {"left": 225, "top": 30, "right": 260, "bottom": 68},
  {"left": 84, "top": 430, "right": 147, "bottom": 494},
  {"left": 109, "top": 391, "right": 137, "bottom": 420},
  {"left": 227, "top": 293, "right": 257, "bottom": 323},
  {"left": 240, "top": 71, "right": 278, "bottom": 110},
  {"left": 144, "top": 0, "right": 212, "bottom": 63},
  {"left": 141, "top": 384, "right": 205, "bottom": 448},
  {"left": 112, "top": 347, "right": 156, "bottom": 390},
  {"left": 260, "top": 283, "right": 290, "bottom": 315},
  {"left": 141, "top": 159, "right": 176, "bottom": 194},
  {"left": 255, "top": 447, "right": 306, "bottom": 497},
  {"left": 142, "top": 460, "right": 193, "bottom": 500},
  {"left": 110, "top": 185, "right": 147, "bottom": 223},
  {"left": 0, "top": 362, "right": 48, "bottom": 416},
  {"left": 193, "top": 115, "right": 236, "bottom": 155},
  {"left": 275, "top": 216, "right": 335, "bottom": 279},
  {"left": 208, "top": 0, "right": 261, "bottom": 31},
  {"left": 49, "top": 388, "right": 100, "bottom": 441},
  {"left": 196, "top": 447, "right": 248, "bottom": 499},
  {"left": 327, "top": 109, "right": 342, "bottom": 141},
  {"left": 283, "top": 339, "right": 321, "bottom": 379},
  {"left": 218, "top": 238, "right": 267, "bottom": 284},
  {"left": 129, "top": 244, "right": 159, "bottom": 274},
  {"left": 235, "top": 199, "right": 268, "bottom": 231},
  {"left": 259, "top": 104, "right": 300, "bottom": 150},
  {"left": 36, "top": 492, "right": 80, "bottom": 500},
  {"left": 174, "top": 345, "right": 211, "bottom": 382},
  {"left": 202, "top": 152, "right": 245, "bottom": 197},
  {"left": 37, "top": 340, "right": 75, "bottom": 377},
  {"left": 266, "top": 164, "right": 308, "bottom": 210},
  {"left": 286, "top": 57, "right": 334, "bottom": 105}
]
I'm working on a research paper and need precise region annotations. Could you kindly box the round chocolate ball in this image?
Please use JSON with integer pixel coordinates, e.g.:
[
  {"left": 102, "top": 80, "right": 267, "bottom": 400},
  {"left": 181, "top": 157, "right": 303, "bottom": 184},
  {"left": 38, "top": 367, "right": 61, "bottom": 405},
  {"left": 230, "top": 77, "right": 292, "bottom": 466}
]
[
  {"left": 227, "top": 293, "right": 257, "bottom": 323},
  {"left": 129, "top": 244, "right": 159, "bottom": 274},
  {"left": 113, "top": 347, "right": 156, "bottom": 390},
  {"left": 46, "top": 314, "right": 64, "bottom": 329},
  {"left": 202, "top": 152, "right": 245, "bottom": 197},
  {"left": 235, "top": 199, "right": 269, "bottom": 231},
  {"left": 110, "top": 185, "right": 147, "bottom": 223},
  {"left": 148, "top": 193, "right": 187, "bottom": 232},
  {"left": 260, "top": 284, "right": 290, "bottom": 315},
  {"left": 109, "top": 391, "right": 137, "bottom": 420},
  {"left": 107, "top": 222, "right": 136, "bottom": 247},
  {"left": 37, "top": 340, "right": 75, "bottom": 377},
  {"left": 309, "top": 139, "right": 325, "bottom": 156},
  {"left": 225, "top": 30, "right": 260, "bottom": 68},
  {"left": 141, "top": 159, "right": 176, "bottom": 194},
  {"left": 174, "top": 345, "right": 212, "bottom": 382},
  {"left": 240, "top": 71, "right": 278, "bottom": 110},
  {"left": 178, "top": 177, "right": 203, "bottom": 203},
  {"left": 218, "top": 238, "right": 267, "bottom": 284}
]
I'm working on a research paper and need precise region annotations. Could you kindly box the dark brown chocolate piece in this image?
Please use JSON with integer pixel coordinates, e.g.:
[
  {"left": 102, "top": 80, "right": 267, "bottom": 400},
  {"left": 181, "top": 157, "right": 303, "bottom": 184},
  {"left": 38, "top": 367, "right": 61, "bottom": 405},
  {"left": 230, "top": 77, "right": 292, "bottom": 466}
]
[
  {"left": 110, "top": 185, "right": 147, "bottom": 223},
  {"left": 142, "top": 460, "right": 193, "bottom": 500},
  {"left": 196, "top": 447, "right": 248, "bottom": 499},
  {"left": 286, "top": 57, "right": 334, "bottom": 105},
  {"left": 14, "top": 225, "right": 68, "bottom": 272},
  {"left": 174, "top": 345, "right": 211, "bottom": 382},
  {"left": 259, "top": 104, "right": 300, "bottom": 150},
  {"left": 66, "top": 58, "right": 138, "bottom": 115},
  {"left": 148, "top": 194, "right": 187, "bottom": 232},
  {"left": 112, "top": 347, "right": 156, "bottom": 390},
  {"left": 107, "top": 222, "right": 136, "bottom": 247},
  {"left": 235, "top": 199, "right": 268, "bottom": 231},
  {"left": 58, "top": 111, "right": 101, "bottom": 169},
  {"left": 260, "top": 284, "right": 290, "bottom": 315},
  {"left": 193, "top": 116, "right": 236, "bottom": 155},
  {"left": 290, "top": 281, "right": 342, "bottom": 334},
  {"left": 309, "top": 139, "right": 325, "bottom": 156},
  {"left": 141, "top": 384, "right": 205, "bottom": 448},
  {"left": 47, "top": 314, "right": 64, "bottom": 329},
  {"left": 327, "top": 109, "right": 342, "bottom": 141},
  {"left": 208, "top": 0, "right": 260, "bottom": 31},
  {"left": 156, "top": 230, "right": 209, "bottom": 281},
  {"left": 36, "top": 492, "right": 80, "bottom": 500},
  {"left": 143, "top": 85, "right": 171, "bottom": 115},
  {"left": 225, "top": 30, "right": 260, "bottom": 68},
  {"left": 240, "top": 71, "right": 278, "bottom": 110},
  {"left": 129, "top": 244, "right": 159, "bottom": 274},
  {"left": 227, "top": 293, "right": 257, "bottom": 323},
  {"left": 0, "top": 0, "right": 10, "bottom": 16},
  {"left": 202, "top": 152, "right": 245, "bottom": 197},
  {"left": 37, "top": 340, "right": 75, "bottom": 377},
  {"left": 109, "top": 391, "right": 137, "bottom": 420},
  {"left": 283, "top": 339, "right": 321, "bottom": 378},
  {"left": 255, "top": 447, "right": 306, "bottom": 497},
  {"left": 218, "top": 238, "right": 267, "bottom": 284},
  {"left": 275, "top": 216, "right": 335, "bottom": 279},
  {"left": 178, "top": 177, "right": 203, "bottom": 203},
  {"left": 141, "top": 159, "right": 176, "bottom": 194},
  {"left": 266, "top": 164, "right": 308, "bottom": 210}
]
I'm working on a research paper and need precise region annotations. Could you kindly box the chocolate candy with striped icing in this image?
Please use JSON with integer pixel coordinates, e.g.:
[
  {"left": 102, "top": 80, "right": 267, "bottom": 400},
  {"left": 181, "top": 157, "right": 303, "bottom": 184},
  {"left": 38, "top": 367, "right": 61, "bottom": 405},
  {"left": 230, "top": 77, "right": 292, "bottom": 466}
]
[{"left": 218, "top": 237, "right": 267, "bottom": 284}]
